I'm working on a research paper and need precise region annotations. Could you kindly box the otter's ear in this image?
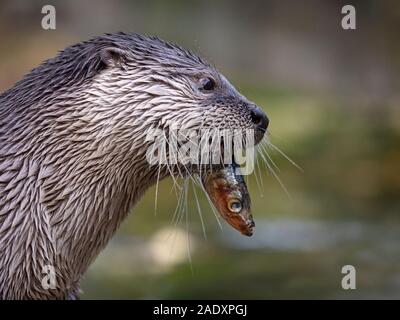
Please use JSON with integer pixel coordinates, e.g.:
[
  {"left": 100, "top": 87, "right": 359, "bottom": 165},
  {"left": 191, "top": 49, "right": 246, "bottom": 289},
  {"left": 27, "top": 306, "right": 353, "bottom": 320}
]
[{"left": 99, "top": 47, "right": 126, "bottom": 67}]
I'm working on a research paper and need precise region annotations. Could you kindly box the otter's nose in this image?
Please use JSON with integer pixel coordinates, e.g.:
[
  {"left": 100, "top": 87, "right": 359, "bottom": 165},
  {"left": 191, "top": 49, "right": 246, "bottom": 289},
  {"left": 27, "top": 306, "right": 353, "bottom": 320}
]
[{"left": 250, "top": 106, "right": 269, "bottom": 132}]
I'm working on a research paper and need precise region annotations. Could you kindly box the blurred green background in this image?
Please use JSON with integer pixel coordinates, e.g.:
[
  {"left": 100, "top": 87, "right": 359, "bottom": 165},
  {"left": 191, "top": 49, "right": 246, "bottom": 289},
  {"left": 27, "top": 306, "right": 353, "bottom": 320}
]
[{"left": 1, "top": 0, "right": 399, "bottom": 299}]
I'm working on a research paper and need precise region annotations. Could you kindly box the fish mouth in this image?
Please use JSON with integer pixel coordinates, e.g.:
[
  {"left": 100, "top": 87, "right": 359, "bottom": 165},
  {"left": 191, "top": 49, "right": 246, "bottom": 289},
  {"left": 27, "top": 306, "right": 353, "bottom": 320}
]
[
  {"left": 230, "top": 214, "right": 255, "bottom": 237},
  {"left": 231, "top": 220, "right": 254, "bottom": 237},
  {"left": 242, "top": 219, "right": 255, "bottom": 237},
  {"left": 241, "top": 228, "right": 254, "bottom": 237}
]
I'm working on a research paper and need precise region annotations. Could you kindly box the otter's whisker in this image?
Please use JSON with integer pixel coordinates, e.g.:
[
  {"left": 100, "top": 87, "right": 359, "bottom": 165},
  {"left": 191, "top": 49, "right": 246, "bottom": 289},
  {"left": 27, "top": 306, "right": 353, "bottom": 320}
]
[
  {"left": 161, "top": 130, "right": 181, "bottom": 190},
  {"left": 168, "top": 167, "right": 182, "bottom": 196},
  {"left": 175, "top": 141, "right": 196, "bottom": 182},
  {"left": 158, "top": 131, "right": 177, "bottom": 193},
  {"left": 254, "top": 156, "right": 264, "bottom": 197},
  {"left": 259, "top": 141, "right": 280, "bottom": 172},
  {"left": 176, "top": 179, "right": 189, "bottom": 230},
  {"left": 259, "top": 149, "right": 291, "bottom": 199},
  {"left": 267, "top": 140, "right": 303, "bottom": 172},
  {"left": 171, "top": 133, "right": 185, "bottom": 180},
  {"left": 154, "top": 158, "right": 163, "bottom": 216},
  {"left": 169, "top": 179, "right": 185, "bottom": 232},
  {"left": 168, "top": 179, "right": 188, "bottom": 261},
  {"left": 169, "top": 179, "right": 191, "bottom": 269},
  {"left": 166, "top": 189, "right": 183, "bottom": 263},
  {"left": 184, "top": 180, "right": 194, "bottom": 274},
  {"left": 191, "top": 177, "right": 207, "bottom": 240}
]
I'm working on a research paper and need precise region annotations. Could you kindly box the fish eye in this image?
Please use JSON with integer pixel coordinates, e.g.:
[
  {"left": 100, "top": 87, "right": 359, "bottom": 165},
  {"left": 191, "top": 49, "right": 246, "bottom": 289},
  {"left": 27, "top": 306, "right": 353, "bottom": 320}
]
[
  {"left": 199, "top": 77, "right": 215, "bottom": 91},
  {"left": 228, "top": 200, "right": 242, "bottom": 213}
]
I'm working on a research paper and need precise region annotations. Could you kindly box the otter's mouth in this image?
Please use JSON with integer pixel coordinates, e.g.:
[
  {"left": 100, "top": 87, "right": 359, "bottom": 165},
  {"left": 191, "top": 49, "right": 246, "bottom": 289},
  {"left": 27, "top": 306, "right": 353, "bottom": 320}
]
[{"left": 146, "top": 125, "right": 263, "bottom": 236}]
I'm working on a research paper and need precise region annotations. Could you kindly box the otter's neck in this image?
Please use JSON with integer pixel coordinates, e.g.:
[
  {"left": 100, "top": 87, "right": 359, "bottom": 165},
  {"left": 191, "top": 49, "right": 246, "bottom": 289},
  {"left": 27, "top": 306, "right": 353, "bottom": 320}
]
[
  {"left": 0, "top": 57, "right": 200, "bottom": 298},
  {"left": 0, "top": 84, "right": 167, "bottom": 299}
]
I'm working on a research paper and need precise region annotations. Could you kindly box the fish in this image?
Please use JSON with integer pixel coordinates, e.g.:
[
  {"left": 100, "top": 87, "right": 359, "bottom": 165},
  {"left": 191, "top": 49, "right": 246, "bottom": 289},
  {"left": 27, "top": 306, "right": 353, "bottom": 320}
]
[{"left": 201, "top": 164, "right": 255, "bottom": 236}]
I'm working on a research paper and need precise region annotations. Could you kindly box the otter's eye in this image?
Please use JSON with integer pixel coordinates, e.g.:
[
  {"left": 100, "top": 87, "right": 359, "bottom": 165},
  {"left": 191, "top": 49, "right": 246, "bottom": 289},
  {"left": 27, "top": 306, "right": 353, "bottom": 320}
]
[
  {"left": 228, "top": 200, "right": 242, "bottom": 213},
  {"left": 199, "top": 77, "right": 215, "bottom": 91}
]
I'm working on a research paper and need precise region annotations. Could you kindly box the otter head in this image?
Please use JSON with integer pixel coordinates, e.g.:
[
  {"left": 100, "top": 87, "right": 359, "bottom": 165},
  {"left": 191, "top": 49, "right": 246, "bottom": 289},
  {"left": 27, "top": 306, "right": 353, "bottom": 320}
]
[
  {"left": 82, "top": 33, "right": 268, "bottom": 180},
  {"left": 0, "top": 33, "right": 270, "bottom": 299}
]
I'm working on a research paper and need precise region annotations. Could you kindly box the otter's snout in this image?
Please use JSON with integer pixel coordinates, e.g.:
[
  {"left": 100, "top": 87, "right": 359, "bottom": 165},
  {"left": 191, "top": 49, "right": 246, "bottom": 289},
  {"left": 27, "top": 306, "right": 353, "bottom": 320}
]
[{"left": 250, "top": 105, "right": 269, "bottom": 132}]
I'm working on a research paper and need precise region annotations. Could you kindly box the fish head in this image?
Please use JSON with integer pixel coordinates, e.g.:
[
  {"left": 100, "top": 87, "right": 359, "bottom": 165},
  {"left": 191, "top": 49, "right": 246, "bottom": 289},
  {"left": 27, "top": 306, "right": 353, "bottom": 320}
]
[{"left": 204, "top": 173, "right": 255, "bottom": 236}]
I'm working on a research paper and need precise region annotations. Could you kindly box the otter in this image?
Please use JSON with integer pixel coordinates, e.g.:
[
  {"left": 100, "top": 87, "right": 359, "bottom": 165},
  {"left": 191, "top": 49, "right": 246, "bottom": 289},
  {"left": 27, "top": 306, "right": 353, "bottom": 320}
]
[{"left": 0, "top": 33, "right": 268, "bottom": 299}]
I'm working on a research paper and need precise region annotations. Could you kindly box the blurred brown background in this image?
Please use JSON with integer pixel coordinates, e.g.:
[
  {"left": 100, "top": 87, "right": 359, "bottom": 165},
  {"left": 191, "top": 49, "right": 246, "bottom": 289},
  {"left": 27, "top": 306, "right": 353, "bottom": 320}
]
[{"left": 1, "top": 0, "right": 399, "bottom": 299}]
